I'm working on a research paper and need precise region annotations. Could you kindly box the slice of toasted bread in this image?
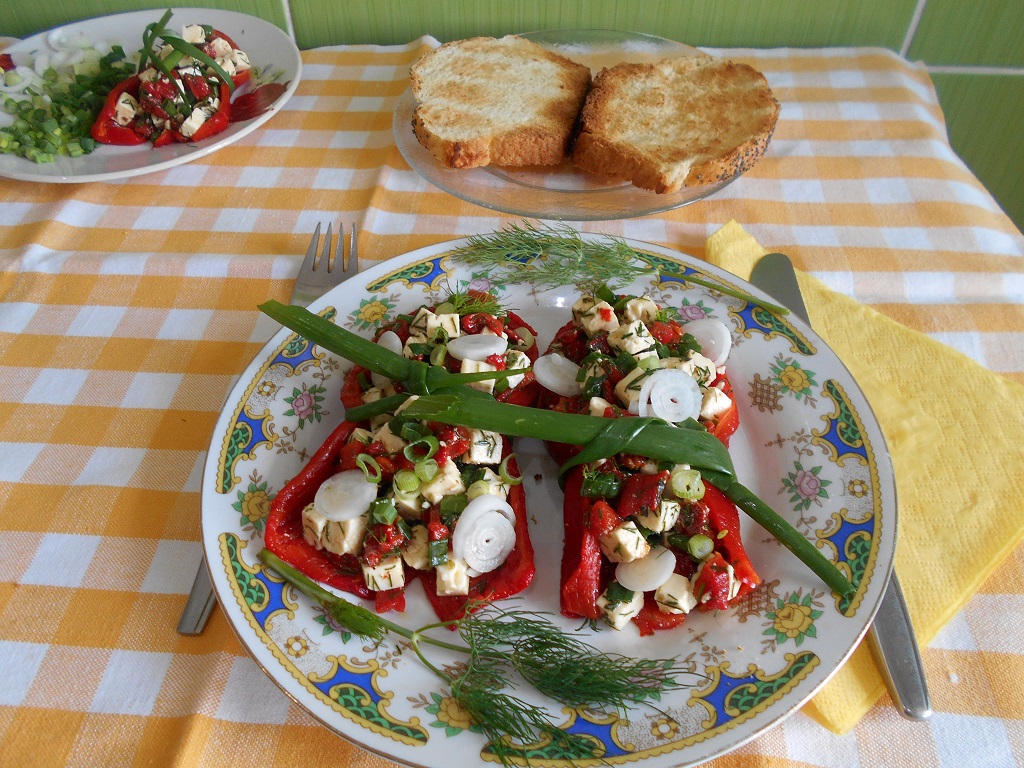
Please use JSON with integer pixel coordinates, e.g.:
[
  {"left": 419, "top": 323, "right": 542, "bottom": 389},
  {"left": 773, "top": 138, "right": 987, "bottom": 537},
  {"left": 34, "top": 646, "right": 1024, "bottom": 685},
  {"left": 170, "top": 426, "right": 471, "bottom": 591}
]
[
  {"left": 410, "top": 36, "right": 592, "bottom": 170},
  {"left": 571, "top": 56, "right": 780, "bottom": 193}
]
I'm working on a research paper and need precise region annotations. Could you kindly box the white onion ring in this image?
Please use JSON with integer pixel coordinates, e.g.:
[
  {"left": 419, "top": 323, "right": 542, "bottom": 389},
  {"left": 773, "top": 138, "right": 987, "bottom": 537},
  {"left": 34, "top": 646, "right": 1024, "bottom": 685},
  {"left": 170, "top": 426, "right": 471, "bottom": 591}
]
[
  {"left": 313, "top": 470, "right": 379, "bottom": 522},
  {"left": 447, "top": 334, "right": 508, "bottom": 362},
  {"left": 682, "top": 318, "right": 732, "bottom": 367},
  {"left": 615, "top": 545, "right": 676, "bottom": 592},
  {"left": 532, "top": 353, "right": 583, "bottom": 397},
  {"left": 452, "top": 495, "right": 517, "bottom": 575},
  {"left": 635, "top": 369, "right": 701, "bottom": 422}
]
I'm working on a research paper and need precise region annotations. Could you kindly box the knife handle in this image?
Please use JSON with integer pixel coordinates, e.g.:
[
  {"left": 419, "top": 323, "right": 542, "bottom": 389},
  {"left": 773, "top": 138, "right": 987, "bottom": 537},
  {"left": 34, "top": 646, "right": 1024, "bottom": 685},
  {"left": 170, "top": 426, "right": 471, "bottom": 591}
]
[{"left": 866, "top": 573, "right": 932, "bottom": 720}]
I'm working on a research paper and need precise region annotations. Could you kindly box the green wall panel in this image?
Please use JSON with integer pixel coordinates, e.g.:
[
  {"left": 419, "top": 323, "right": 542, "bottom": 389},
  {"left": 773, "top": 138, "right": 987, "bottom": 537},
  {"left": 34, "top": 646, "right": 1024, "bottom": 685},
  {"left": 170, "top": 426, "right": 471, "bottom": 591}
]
[
  {"left": 2, "top": 1, "right": 290, "bottom": 41},
  {"left": 932, "top": 73, "right": 1024, "bottom": 232},
  {"left": 908, "top": 0, "right": 1024, "bottom": 67},
  {"left": 288, "top": 0, "right": 917, "bottom": 50}
]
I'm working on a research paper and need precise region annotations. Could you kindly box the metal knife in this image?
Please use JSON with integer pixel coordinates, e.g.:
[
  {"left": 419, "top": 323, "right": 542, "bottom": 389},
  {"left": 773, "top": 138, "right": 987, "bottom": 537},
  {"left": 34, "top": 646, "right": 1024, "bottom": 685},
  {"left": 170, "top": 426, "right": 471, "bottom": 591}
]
[{"left": 750, "top": 251, "right": 932, "bottom": 721}]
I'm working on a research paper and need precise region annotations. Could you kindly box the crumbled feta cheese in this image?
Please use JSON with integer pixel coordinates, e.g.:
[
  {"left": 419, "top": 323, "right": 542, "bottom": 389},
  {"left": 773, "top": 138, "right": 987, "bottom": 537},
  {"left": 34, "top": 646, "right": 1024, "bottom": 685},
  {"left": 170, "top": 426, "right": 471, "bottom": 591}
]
[
  {"left": 420, "top": 460, "right": 465, "bottom": 504},
  {"left": 401, "top": 525, "right": 430, "bottom": 570},
  {"left": 655, "top": 573, "right": 698, "bottom": 615},
  {"left": 503, "top": 349, "right": 531, "bottom": 390},
  {"left": 598, "top": 520, "right": 650, "bottom": 563},
  {"left": 460, "top": 358, "right": 497, "bottom": 393},
  {"left": 209, "top": 37, "right": 233, "bottom": 58},
  {"left": 465, "top": 429, "right": 502, "bottom": 464},
  {"left": 665, "top": 351, "right": 716, "bottom": 386},
  {"left": 301, "top": 504, "right": 367, "bottom": 557},
  {"left": 700, "top": 385, "right": 733, "bottom": 421},
  {"left": 392, "top": 488, "right": 423, "bottom": 518},
  {"left": 597, "top": 586, "right": 645, "bottom": 629},
  {"left": 588, "top": 396, "right": 613, "bottom": 417},
  {"left": 362, "top": 553, "right": 405, "bottom": 591},
  {"left": 232, "top": 49, "right": 251, "bottom": 72},
  {"left": 613, "top": 366, "right": 649, "bottom": 410},
  {"left": 576, "top": 299, "right": 620, "bottom": 336},
  {"left": 435, "top": 556, "right": 470, "bottom": 595},
  {"left": 371, "top": 422, "right": 407, "bottom": 454},
  {"left": 608, "top": 319, "right": 655, "bottom": 355},
  {"left": 427, "top": 312, "right": 461, "bottom": 340},
  {"left": 113, "top": 92, "right": 139, "bottom": 126},
  {"left": 623, "top": 296, "right": 659, "bottom": 324},
  {"left": 181, "top": 24, "right": 206, "bottom": 44},
  {"left": 636, "top": 499, "right": 681, "bottom": 533}
]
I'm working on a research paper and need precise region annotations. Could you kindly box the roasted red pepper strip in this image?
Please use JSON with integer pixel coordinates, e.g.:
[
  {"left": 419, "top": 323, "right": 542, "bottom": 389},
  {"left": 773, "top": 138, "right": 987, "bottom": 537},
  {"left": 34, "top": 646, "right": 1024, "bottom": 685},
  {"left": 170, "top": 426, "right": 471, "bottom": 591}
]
[
  {"left": 263, "top": 420, "right": 372, "bottom": 599},
  {"left": 560, "top": 467, "right": 604, "bottom": 620},
  {"left": 692, "top": 551, "right": 733, "bottom": 611},
  {"left": 171, "top": 80, "right": 231, "bottom": 143},
  {"left": 419, "top": 448, "right": 535, "bottom": 623},
  {"left": 633, "top": 594, "right": 686, "bottom": 636},
  {"left": 90, "top": 76, "right": 148, "bottom": 145},
  {"left": 616, "top": 471, "right": 670, "bottom": 521},
  {"left": 709, "top": 374, "right": 740, "bottom": 447},
  {"left": 704, "top": 482, "right": 761, "bottom": 597}
]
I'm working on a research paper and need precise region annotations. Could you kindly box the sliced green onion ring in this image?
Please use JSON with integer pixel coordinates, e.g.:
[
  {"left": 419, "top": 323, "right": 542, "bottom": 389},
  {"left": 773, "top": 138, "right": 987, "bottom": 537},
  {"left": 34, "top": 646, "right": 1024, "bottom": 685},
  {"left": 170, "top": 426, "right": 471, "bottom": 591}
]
[
  {"left": 404, "top": 435, "right": 439, "bottom": 462},
  {"left": 498, "top": 454, "right": 523, "bottom": 486},
  {"left": 429, "top": 345, "right": 448, "bottom": 367},
  {"left": 415, "top": 458, "right": 439, "bottom": 482},
  {"left": 394, "top": 469, "right": 419, "bottom": 494},
  {"left": 687, "top": 534, "right": 714, "bottom": 560},
  {"left": 356, "top": 453, "right": 382, "bottom": 483}
]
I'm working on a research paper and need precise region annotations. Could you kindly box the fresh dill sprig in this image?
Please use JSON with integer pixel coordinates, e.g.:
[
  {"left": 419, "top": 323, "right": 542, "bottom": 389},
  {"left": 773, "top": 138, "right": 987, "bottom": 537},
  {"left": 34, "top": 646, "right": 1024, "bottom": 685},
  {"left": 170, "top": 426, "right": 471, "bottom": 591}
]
[
  {"left": 257, "top": 550, "right": 692, "bottom": 766},
  {"left": 448, "top": 220, "right": 790, "bottom": 314},
  {"left": 450, "top": 221, "right": 649, "bottom": 293},
  {"left": 441, "top": 283, "right": 505, "bottom": 316}
]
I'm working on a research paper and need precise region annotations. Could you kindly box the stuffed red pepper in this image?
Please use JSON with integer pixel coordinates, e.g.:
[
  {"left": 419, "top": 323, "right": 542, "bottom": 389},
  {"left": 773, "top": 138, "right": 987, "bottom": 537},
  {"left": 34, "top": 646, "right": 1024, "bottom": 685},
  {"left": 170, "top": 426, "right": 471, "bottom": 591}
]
[
  {"left": 264, "top": 293, "right": 541, "bottom": 621},
  {"left": 532, "top": 286, "right": 759, "bottom": 635}
]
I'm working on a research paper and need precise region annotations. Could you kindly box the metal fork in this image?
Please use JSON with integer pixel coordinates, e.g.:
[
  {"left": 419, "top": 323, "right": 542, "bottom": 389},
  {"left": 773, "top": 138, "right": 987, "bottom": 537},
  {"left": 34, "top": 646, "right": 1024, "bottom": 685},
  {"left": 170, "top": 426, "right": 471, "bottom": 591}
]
[{"left": 177, "top": 221, "right": 360, "bottom": 635}]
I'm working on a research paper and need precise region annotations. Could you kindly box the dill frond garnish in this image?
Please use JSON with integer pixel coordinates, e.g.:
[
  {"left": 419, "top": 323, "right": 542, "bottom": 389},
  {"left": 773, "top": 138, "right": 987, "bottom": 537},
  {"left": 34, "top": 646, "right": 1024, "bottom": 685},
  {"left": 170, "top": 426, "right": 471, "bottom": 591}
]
[
  {"left": 442, "top": 283, "right": 504, "bottom": 316},
  {"left": 257, "top": 550, "right": 694, "bottom": 766},
  {"left": 448, "top": 220, "right": 790, "bottom": 313}
]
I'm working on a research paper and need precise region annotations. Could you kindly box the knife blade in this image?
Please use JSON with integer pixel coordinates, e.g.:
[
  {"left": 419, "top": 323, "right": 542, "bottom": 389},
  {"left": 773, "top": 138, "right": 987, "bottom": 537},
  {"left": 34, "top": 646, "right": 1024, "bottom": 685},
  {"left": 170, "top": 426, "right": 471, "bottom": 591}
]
[{"left": 750, "top": 251, "right": 931, "bottom": 721}]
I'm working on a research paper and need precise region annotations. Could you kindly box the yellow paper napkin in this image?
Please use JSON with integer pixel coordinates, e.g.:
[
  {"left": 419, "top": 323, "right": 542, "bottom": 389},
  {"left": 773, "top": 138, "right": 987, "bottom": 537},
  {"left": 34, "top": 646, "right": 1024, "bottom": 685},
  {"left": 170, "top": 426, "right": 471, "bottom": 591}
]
[{"left": 705, "top": 220, "right": 1024, "bottom": 733}]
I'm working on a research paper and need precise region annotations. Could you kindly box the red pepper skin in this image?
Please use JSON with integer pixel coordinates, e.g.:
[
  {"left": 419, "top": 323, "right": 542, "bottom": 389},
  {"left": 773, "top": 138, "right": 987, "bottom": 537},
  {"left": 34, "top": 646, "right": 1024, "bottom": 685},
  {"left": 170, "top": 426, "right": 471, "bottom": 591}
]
[
  {"left": 560, "top": 467, "right": 605, "bottom": 620},
  {"left": 633, "top": 594, "right": 686, "bottom": 636},
  {"left": 419, "top": 449, "right": 535, "bottom": 623},
  {"left": 693, "top": 552, "right": 733, "bottom": 612},
  {"left": 615, "top": 471, "right": 670, "bottom": 520},
  {"left": 263, "top": 420, "right": 372, "bottom": 599},
  {"left": 90, "top": 76, "right": 148, "bottom": 145},
  {"left": 709, "top": 374, "right": 740, "bottom": 447},
  {"left": 704, "top": 483, "right": 761, "bottom": 597}
]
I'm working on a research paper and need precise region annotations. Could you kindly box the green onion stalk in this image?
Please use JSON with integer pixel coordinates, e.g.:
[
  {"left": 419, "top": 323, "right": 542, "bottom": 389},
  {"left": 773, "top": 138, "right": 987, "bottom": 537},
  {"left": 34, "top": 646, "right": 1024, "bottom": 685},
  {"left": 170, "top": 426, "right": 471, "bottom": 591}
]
[{"left": 259, "top": 300, "right": 854, "bottom": 597}]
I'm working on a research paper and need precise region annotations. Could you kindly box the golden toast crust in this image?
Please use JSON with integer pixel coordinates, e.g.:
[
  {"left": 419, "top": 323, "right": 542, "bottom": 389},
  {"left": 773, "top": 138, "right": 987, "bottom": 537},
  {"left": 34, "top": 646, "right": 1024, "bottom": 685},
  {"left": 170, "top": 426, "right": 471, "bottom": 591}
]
[
  {"left": 410, "top": 36, "right": 592, "bottom": 170},
  {"left": 571, "top": 56, "right": 780, "bottom": 193}
]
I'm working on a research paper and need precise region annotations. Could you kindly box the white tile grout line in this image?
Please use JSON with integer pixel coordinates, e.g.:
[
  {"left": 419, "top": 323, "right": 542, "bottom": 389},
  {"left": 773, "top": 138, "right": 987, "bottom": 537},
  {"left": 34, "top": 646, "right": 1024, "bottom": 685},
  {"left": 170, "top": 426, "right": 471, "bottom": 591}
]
[{"left": 901, "top": 0, "right": 929, "bottom": 58}]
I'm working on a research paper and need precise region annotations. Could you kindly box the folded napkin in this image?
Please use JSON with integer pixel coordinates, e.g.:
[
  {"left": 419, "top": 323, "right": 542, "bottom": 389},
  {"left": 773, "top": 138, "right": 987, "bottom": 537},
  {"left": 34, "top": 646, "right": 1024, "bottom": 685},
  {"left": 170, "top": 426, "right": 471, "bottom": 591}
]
[{"left": 705, "top": 220, "right": 1024, "bottom": 734}]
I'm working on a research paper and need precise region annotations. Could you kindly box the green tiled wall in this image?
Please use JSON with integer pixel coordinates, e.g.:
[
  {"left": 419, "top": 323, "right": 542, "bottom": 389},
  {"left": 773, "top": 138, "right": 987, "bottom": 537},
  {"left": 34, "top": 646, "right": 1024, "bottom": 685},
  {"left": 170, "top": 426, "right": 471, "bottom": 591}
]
[{"left": 2, "top": 0, "right": 1022, "bottom": 233}]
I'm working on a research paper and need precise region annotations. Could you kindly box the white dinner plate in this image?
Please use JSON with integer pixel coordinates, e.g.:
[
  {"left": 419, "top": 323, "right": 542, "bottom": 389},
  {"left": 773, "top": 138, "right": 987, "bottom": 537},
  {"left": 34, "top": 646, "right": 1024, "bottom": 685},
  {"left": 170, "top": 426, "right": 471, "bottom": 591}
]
[
  {"left": 0, "top": 7, "right": 301, "bottom": 183},
  {"left": 201, "top": 235, "right": 896, "bottom": 767},
  {"left": 393, "top": 30, "right": 738, "bottom": 221}
]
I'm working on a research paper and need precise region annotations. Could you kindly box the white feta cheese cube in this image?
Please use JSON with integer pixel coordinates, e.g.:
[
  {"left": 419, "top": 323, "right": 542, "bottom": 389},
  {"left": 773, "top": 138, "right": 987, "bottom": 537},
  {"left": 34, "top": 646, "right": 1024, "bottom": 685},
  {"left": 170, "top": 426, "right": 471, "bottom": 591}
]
[
  {"left": 597, "top": 585, "right": 645, "bottom": 629},
  {"left": 465, "top": 429, "right": 502, "bottom": 464},
  {"left": 214, "top": 56, "right": 237, "bottom": 77},
  {"left": 623, "top": 296, "right": 659, "bottom": 324},
  {"left": 407, "top": 307, "right": 434, "bottom": 340},
  {"left": 420, "top": 460, "right": 466, "bottom": 504},
  {"left": 459, "top": 358, "right": 497, "bottom": 393},
  {"left": 571, "top": 295, "right": 598, "bottom": 324},
  {"left": 362, "top": 553, "right": 405, "bottom": 591},
  {"left": 371, "top": 422, "right": 407, "bottom": 454},
  {"left": 231, "top": 49, "right": 251, "bottom": 72},
  {"left": 668, "top": 351, "right": 716, "bottom": 386},
  {"left": 613, "top": 366, "right": 649, "bottom": 410},
  {"left": 427, "top": 312, "right": 461, "bottom": 340},
  {"left": 301, "top": 504, "right": 367, "bottom": 557},
  {"left": 401, "top": 525, "right": 430, "bottom": 570},
  {"left": 435, "top": 556, "right": 470, "bottom": 595},
  {"left": 577, "top": 300, "right": 620, "bottom": 337},
  {"left": 503, "top": 349, "right": 531, "bottom": 390},
  {"left": 636, "top": 499, "right": 681, "bottom": 533},
  {"left": 181, "top": 24, "right": 206, "bottom": 43},
  {"left": 113, "top": 92, "right": 139, "bottom": 126},
  {"left": 467, "top": 467, "right": 509, "bottom": 501},
  {"left": 608, "top": 319, "right": 655, "bottom": 355},
  {"left": 655, "top": 573, "right": 698, "bottom": 615},
  {"left": 700, "top": 385, "right": 733, "bottom": 421},
  {"left": 599, "top": 520, "right": 651, "bottom": 563},
  {"left": 588, "top": 396, "right": 613, "bottom": 417},
  {"left": 210, "top": 37, "right": 233, "bottom": 58},
  {"left": 392, "top": 488, "right": 423, "bottom": 518}
]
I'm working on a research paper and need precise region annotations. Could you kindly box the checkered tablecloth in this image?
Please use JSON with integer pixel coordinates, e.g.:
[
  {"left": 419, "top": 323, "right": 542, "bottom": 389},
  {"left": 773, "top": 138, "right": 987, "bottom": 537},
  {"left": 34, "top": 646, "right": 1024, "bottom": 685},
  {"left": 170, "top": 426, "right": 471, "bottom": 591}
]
[{"left": 1, "top": 38, "right": 1022, "bottom": 768}]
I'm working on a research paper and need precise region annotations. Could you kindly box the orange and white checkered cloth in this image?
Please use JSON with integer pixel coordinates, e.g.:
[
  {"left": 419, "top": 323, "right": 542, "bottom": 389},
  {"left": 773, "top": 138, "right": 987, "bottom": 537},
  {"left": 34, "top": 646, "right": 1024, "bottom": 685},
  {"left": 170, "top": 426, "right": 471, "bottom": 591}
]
[{"left": 1, "top": 38, "right": 1022, "bottom": 768}]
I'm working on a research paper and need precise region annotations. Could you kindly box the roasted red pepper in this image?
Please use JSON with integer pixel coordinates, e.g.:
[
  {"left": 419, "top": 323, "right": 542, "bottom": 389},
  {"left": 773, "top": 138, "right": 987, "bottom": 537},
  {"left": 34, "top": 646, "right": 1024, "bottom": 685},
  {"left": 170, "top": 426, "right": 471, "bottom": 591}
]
[
  {"left": 704, "top": 482, "right": 760, "bottom": 597},
  {"left": 560, "top": 467, "right": 605, "bottom": 621}
]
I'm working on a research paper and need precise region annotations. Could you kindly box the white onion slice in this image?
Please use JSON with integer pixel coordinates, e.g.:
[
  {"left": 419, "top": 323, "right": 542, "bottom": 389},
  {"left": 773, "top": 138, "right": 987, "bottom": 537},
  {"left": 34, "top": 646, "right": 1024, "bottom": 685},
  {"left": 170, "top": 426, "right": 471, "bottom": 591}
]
[
  {"left": 635, "top": 369, "right": 701, "bottom": 422},
  {"left": 615, "top": 545, "right": 677, "bottom": 592},
  {"left": 447, "top": 334, "right": 508, "bottom": 362},
  {"left": 533, "top": 353, "right": 583, "bottom": 397},
  {"left": 452, "top": 495, "right": 517, "bottom": 575},
  {"left": 683, "top": 318, "right": 732, "bottom": 367},
  {"left": 313, "top": 470, "right": 378, "bottom": 521},
  {"left": 370, "top": 330, "right": 405, "bottom": 387}
]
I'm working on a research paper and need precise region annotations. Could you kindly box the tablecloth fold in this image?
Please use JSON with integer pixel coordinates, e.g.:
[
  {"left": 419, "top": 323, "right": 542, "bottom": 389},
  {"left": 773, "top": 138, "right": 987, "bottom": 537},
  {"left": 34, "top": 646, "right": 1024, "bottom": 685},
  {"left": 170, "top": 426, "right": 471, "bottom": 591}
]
[{"left": 705, "top": 220, "right": 1024, "bottom": 734}]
